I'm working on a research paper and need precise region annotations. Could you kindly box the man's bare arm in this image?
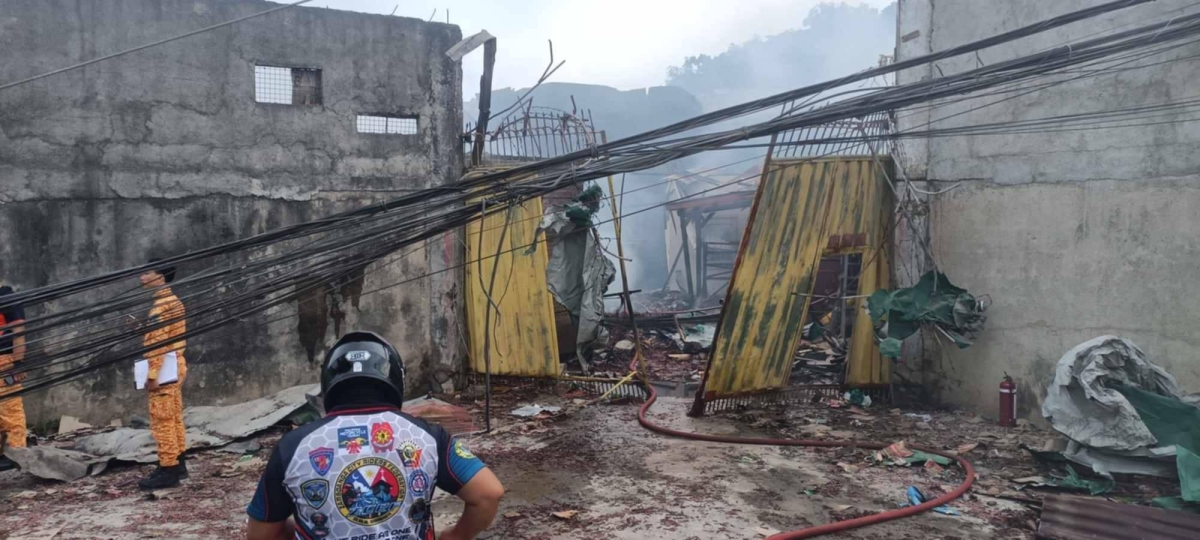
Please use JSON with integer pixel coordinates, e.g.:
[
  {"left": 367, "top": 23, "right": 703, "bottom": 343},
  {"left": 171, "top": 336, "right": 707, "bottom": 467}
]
[
  {"left": 440, "top": 468, "right": 504, "bottom": 540},
  {"left": 246, "top": 517, "right": 294, "bottom": 540}
]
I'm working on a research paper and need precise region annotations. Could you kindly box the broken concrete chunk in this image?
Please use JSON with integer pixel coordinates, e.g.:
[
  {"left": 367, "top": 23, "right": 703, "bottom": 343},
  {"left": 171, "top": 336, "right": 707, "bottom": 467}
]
[{"left": 57, "top": 415, "right": 93, "bottom": 435}]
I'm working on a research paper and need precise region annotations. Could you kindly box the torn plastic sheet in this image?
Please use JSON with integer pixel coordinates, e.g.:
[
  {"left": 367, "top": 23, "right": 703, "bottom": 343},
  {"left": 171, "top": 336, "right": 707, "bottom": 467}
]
[
  {"left": 1042, "top": 336, "right": 1181, "bottom": 451},
  {"left": 1062, "top": 440, "right": 1177, "bottom": 478},
  {"left": 903, "top": 486, "right": 960, "bottom": 516},
  {"left": 1042, "top": 336, "right": 1200, "bottom": 501},
  {"left": 539, "top": 211, "right": 615, "bottom": 362},
  {"left": 680, "top": 322, "right": 715, "bottom": 349},
  {"left": 867, "top": 271, "right": 987, "bottom": 358},
  {"left": 1047, "top": 464, "right": 1116, "bottom": 495},
  {"left": 510, "top": 404, "right": 562, "bottom": 417}
]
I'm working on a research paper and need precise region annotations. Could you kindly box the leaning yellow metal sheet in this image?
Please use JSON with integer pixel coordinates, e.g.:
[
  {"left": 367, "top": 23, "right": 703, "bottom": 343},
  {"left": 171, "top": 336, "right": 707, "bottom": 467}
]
[
  {"left": 700, "top": 157, "right": 891, "bottom": 400},
  {"left": 464, "top": 196, "right": 560, "bottom": 377}
]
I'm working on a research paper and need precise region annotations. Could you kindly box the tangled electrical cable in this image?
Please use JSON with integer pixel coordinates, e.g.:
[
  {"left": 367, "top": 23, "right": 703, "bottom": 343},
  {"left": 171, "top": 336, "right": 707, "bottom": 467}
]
[{"left": 2, "top": 0, "right": 1192, "bottom": 402}]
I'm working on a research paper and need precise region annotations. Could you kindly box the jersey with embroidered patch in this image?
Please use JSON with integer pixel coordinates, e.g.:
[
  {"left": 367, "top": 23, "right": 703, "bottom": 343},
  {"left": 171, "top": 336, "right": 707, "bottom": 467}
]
[{"left": 247, "top": 407, "right": 485, "bottom": 540}]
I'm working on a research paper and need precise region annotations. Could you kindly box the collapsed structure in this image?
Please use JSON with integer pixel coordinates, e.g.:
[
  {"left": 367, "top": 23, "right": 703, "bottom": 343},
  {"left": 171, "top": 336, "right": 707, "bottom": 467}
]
[{"left": 5, "top": 0, "right": 1200, "bottom": 536}]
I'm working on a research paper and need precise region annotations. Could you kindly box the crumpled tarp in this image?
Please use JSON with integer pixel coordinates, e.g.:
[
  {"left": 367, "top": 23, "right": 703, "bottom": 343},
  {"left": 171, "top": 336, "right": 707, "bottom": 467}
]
[
  {"left": 74, "top": 428, "right": 225, "bottom": 463},
  {"left": 5, "top": 446, "right": 109, "bottom": 482},
  {"left": 539, "top": 211, "right": 615, "bottom": 361},
  {"left": 19, "top": 384, "right": 316, "bottom": 481},
  {"left": 182, "top": 384, "right": 318, "bottom": 440},
  {"left": 1115, "top": 384, "right": 1200, "bottom": 502},
  {"left": 1042, "top": 336, "right": 1181, "bottom": 451},
  {"left": 867, "top": 271, "right": 987, "bottom": 358},
  {"left": 1043, "top": 336, "right": 1200, "bottom": 502}
]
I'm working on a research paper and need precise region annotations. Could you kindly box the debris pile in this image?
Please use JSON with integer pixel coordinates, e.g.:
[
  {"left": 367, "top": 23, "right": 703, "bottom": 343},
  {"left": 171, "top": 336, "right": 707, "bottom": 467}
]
[
  {"left": 1042, "top": 336, "right": 1200, "bottom": 510},
  {"left": 792, "top": 318, "right": 847, "bottom": 385}
]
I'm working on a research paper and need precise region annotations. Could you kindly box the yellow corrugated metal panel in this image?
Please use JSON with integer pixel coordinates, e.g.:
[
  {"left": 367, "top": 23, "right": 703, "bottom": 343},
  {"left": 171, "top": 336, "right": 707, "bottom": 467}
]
[
  {"left": 701, "top": 157, "right": 891, "bottom": 399},
  {"left": 702, "top": 160, "right": 837, "bottom": 397},
  {"left": 464, "top": 196, "right": 560, "bottom": 377},
  {"left": 824, "top": 159, "right": 892, "bottom": 386}
]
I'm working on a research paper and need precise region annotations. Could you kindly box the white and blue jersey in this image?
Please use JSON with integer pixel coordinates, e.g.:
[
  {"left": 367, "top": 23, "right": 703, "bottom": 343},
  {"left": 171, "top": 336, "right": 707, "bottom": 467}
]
[{"left": 247, "top": 405, "right": 484, "bottom": 540}]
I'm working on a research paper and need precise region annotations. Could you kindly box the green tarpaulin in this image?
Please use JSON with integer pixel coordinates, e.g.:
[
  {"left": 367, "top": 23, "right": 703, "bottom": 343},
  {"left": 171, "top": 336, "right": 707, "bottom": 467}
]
[
  {"left": 1115, "top": 384, "right": 1200, "bottom": 503},
  {"left": 867, "top": 271, "right": 987, "bottom": 358}
]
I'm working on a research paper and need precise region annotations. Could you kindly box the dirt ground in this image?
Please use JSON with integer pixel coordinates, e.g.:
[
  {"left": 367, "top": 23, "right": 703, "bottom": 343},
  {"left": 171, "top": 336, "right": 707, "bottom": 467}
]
[
  {"left": 2, "top": 379, "right": 1184, "bottom": 540},
  {"left": 3, "top": 392, "right": 1096, "bottom": 540}
]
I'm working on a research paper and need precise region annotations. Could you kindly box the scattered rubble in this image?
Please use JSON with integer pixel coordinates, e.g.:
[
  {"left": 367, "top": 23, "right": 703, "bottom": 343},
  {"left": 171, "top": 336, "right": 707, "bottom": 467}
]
[
  {"left": 1042, "top": 336, "right": 1200, "bottom": 504},
  {"left": 510, "top": 404, "right": 562, "bottom": 418},
  {"left": 57, "top": 416, "right": 93, "bottom": 435}
]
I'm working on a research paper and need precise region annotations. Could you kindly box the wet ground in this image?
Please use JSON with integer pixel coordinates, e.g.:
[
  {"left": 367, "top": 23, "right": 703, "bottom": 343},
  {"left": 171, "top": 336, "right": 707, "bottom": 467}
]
[{"left": 0, "top": 390, "right": 1178, "bottom": 539}]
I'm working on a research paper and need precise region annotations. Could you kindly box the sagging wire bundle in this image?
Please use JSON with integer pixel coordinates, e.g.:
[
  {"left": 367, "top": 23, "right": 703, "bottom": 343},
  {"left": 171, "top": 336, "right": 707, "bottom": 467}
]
[{"left": 2, "top": 0, "right": 1194, "bottom": 400}]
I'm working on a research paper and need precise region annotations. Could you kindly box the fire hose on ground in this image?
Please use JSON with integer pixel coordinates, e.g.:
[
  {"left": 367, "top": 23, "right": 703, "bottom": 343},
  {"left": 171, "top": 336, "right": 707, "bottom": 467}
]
[{"left": 635, "top": 384, "right": 977, "bottom": 539}]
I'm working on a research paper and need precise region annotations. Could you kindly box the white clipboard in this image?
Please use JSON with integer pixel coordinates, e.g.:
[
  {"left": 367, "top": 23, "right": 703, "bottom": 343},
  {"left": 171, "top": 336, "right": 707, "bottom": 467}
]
[{"left": 134, "top": 351, "right": 179, "bottom": 389}]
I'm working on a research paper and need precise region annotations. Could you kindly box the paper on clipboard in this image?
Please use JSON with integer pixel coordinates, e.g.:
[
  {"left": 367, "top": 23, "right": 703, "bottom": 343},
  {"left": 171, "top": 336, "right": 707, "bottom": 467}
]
[{"left": 134, "top": 351, "right": 179, "bottom": 390}]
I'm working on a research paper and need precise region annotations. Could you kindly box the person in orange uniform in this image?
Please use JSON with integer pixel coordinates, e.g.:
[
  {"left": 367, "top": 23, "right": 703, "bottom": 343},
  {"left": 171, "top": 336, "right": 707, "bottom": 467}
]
[
  {"left": 136, "top": 259, "right": 189, "bottom": 489},
  {"left": 0, "top": 283, "right": 28, "bottom": 471}
]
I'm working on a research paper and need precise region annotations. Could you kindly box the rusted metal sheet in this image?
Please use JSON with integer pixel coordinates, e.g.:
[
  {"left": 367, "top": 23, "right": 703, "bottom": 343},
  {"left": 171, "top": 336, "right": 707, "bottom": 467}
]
[
  {"left": 464, "top": 196, "right": 560, "bottom": 377},
  {"left": 1038, "top": 494, "right": 1200, "bottom": 540},
  {"left": 824, "top": 158, "right": 892, "bottom": 387},
  {"left": 694, "top": 157, "right": 892, "bottom": 408}
]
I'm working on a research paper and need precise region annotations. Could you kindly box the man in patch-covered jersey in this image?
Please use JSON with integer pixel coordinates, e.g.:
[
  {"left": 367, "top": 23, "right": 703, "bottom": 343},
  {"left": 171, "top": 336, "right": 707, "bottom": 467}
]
[{"left": 246, "top": 332, "right": 504, "bottom": 540}]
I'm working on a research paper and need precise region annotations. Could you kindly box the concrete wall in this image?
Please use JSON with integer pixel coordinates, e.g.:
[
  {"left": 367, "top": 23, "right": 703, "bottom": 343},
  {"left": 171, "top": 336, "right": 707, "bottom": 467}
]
[
  {"left": 0, "top": 0, "right": 465, "bottom": 424},
  {"left": 895, "top": 0, "right": 1200, "bottom": 421}
]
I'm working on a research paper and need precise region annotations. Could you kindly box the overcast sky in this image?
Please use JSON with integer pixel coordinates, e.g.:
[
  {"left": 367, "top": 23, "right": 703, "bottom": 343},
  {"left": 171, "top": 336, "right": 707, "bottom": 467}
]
[{"left": 301, "top": 0, "right": 894, "bottom": 96}]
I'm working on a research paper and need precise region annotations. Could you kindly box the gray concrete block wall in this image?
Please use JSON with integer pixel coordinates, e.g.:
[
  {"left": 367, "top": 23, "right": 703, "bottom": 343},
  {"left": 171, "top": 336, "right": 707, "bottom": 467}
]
[
  {"left": 896, "top": 0, "right": 1200, "bottom": 421},
  {"left": 0, "top": 0, "right": 464, "bottom": 424}
]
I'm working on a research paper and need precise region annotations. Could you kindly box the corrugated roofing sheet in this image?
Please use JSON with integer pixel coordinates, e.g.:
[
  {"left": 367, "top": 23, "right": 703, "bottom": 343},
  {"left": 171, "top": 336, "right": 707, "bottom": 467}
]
[{"left": 1038, "top": 494, "right": 1200, "bottom": 540}]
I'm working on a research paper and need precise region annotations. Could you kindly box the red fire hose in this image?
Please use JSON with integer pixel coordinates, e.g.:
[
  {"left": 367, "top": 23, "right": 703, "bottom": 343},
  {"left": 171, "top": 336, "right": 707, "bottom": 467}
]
[{"left": 636, "top": 384, "right": 977, "bottom": 539}]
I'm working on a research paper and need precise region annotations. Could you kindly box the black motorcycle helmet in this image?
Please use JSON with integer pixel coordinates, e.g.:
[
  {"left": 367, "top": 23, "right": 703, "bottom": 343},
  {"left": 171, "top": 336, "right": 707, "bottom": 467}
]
[{"left": 320, "top": 331, "right": 406, "bottom": 411}]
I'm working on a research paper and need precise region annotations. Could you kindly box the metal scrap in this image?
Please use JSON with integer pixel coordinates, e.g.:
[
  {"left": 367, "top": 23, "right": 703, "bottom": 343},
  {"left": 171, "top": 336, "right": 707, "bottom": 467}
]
[{"left": 1038, "top": 494, "right": 1200, "bottom": 540}]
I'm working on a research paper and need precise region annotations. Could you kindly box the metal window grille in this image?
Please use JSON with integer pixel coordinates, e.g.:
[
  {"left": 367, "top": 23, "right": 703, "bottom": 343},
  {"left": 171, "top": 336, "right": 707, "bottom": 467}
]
[
  {"left": 357, "top": 115, "right": 418, "bottom": 135},
  {"left": 292, "top": 68, "right": 322, "bottom": 106},
  {"left": 254, "top": 66, "right": 293, "bottom": 104},
  {"left": 255, "top": 66, "right": 322, "bottom": 105}
]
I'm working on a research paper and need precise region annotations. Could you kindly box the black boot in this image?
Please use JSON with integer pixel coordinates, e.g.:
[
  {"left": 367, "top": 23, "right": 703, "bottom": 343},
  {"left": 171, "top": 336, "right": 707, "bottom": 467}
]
[
  {"left": 172, "top": 457, "right": 189, "bottom": 480},
  {"left": 137, "top": 464, "right": 181, "bottom": 490},
  {"left": 0, "top": 455, "right": 16, "bottom": 472}
]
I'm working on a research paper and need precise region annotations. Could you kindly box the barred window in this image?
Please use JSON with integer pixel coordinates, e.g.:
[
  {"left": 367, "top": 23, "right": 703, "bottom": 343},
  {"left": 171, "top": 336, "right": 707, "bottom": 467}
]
[
  {"left": 357, "top": 115, "right": 419, "bottom": 135},
  {"left": 255, "top": 65, "right": 322, "bottom": 105}
]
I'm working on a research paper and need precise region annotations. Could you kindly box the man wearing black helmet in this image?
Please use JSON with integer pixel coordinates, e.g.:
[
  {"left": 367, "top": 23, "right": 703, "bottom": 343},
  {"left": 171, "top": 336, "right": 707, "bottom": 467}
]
[{"left": 246, "top": 331, "right": 504, "bottom": 540}]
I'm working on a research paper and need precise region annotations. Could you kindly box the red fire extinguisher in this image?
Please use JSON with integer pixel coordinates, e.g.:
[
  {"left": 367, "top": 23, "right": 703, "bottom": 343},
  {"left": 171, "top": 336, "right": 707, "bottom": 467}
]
[{"left": 999, "top": 374, "right": 1018, "bottom": 427}]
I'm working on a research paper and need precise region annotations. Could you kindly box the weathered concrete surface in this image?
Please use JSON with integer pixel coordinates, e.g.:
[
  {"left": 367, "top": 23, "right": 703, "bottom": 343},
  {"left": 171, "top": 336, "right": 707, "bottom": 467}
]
[
  {"left": 895, "top": 0, "right": 1200, "bottom": 420},
  {"left": 0, "top": 0, "right": 465, "bottom": 424}
]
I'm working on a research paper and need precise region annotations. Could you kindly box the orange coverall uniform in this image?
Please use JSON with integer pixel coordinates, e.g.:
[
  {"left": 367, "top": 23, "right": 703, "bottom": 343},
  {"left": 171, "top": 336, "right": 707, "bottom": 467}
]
[
  {"left": 0, "top": 291, "right": 27, "bottom": 450},
  {"left": 0, "top": 353, "right": 25, "bottom": 449},
  {"left": 145, "top": 288, "right": 188, "bottom": 467}
]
